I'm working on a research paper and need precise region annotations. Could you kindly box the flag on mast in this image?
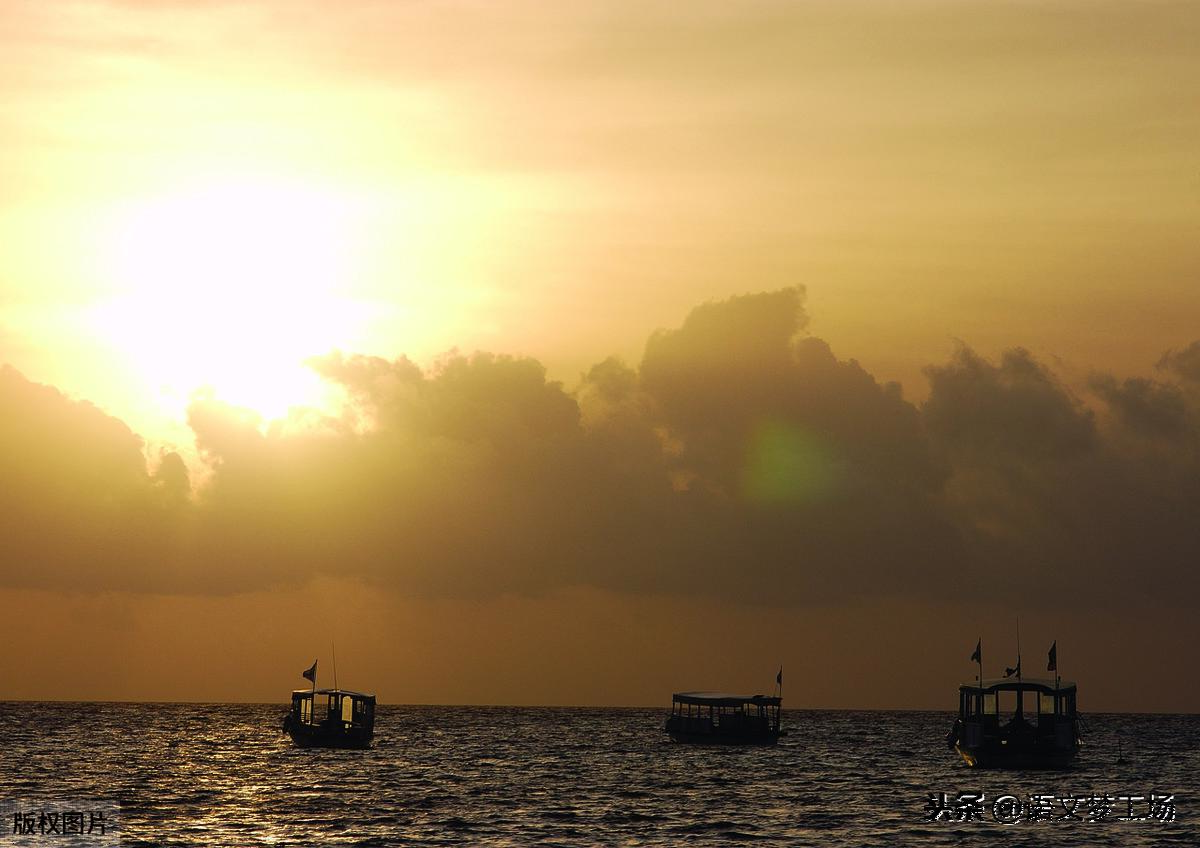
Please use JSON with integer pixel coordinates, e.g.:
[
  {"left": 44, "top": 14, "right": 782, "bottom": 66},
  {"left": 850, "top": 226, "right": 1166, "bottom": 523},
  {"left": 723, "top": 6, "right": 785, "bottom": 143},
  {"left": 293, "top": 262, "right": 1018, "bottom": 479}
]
[
  {"left": 970, "top": 639, "right": 981, "bottom": 664},
  {"left": 302, "top": 660, "right": 317, "bottom": 683},
  {"left": 1047, "top": 641, "right": 1057, "bottom": 672},
  {"left": 1004, "top": 658, "right": 1021, "bottom": 678},
  {"left": 776, "top": 667, "right": 783, "bottom": 686}
]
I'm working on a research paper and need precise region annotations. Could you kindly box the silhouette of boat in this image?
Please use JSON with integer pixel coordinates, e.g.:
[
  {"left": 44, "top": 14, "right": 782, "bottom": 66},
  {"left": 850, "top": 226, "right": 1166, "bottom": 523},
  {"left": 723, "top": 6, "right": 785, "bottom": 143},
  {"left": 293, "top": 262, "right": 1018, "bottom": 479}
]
[
  {"left": 664, "top": 692, "right": 783, "bottom": 745},
  {"left": 283, "top": 688, "right": 376, "bottom": 749},
  {"left": 282, "top": 657, "right": 376, "bottom": 749},
  {"left": 946, "top": 677, "right": 1080, "bottom": 768}
]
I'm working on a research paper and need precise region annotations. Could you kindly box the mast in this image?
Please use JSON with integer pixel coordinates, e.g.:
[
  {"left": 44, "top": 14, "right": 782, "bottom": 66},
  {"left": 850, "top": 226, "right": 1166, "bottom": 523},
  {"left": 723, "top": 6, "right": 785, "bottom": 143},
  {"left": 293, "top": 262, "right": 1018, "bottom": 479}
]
[
  {"left": 1016, "top": 616, "right": 1022, "bottom": 682},
  {"left": 1050, "top": 639, "right": 1060, "bottom": 691},
  {"left": 1015, "top": 615, "right": 1023, "bottom": 718},
  {"left": 775, "top": 666, "right": 783, "bottom": 731},
  {"left": 977, "top": 636, "right": 983, "bottom": 698}
]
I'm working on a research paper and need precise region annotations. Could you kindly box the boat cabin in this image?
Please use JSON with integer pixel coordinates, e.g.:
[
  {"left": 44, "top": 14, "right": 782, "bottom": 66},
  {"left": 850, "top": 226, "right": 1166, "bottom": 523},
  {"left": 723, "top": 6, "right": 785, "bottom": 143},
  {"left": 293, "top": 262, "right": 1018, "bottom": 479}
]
[
  {"left": 951, "top": 677, "right": 1078, "bottom": 768},
  {"left": 285, "top": 688, "right": 376, "bottom": 749},
  {"left": 665, "top": 692, "right": 782, "bottom": 745}
]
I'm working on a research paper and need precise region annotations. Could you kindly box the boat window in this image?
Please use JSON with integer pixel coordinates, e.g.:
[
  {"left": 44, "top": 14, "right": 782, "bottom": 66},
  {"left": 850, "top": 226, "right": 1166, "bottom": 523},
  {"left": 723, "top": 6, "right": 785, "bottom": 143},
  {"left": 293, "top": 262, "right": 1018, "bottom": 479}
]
[
  {"left": 982, "top": 693, "right": 997, "bottom": 715},
  {"left": 342, "top": 696, "right": 354, "bottom": 723},
  {"left": 1039, "top": 693, "right": 1055, "bottom": 715},
  {"left": 300, "top": 697, "right": 312, "bottom": 724},
  {"left": 998, "top": 690, "right": 1034, "bottom": 721}
]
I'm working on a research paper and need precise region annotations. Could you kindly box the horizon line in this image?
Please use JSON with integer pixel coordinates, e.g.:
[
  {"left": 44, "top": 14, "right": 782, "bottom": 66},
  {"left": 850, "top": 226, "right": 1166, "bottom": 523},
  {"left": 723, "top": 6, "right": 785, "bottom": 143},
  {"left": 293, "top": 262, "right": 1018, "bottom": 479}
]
[{"left": 1, "top": 698, "right": 1195, "bottom": 717}]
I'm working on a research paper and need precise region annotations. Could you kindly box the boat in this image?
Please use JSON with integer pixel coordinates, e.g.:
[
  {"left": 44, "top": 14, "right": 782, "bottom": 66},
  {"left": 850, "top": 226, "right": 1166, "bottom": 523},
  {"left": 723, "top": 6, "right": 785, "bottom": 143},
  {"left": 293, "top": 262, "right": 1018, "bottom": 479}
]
[
  {"left": 947, "top": 675, "right": 1080, "bottom": 768},
  {"left": 947, "top": 636, "right": 1080, "bottom": 768},
  {"left": 283, "top": 688, "right": 377, "bottom": 749},
  {"left": 281, "top": 659, "right": 376, "bottom": 749},
  {"left": 664, "top": 692, "right": 783, "bottom": 745}
]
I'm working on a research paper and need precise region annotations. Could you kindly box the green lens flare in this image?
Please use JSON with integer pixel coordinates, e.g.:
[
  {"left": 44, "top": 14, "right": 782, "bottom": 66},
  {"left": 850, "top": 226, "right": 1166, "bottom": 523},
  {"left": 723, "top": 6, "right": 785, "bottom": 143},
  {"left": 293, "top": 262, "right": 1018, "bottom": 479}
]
[{"left": 741, "top": 420, "right": 839, "bottom": 504}]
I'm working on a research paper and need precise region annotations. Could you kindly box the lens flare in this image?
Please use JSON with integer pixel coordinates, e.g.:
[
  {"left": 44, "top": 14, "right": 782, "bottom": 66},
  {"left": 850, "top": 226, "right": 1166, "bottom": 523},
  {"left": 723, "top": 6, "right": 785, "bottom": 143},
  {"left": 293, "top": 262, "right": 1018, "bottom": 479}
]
[{"left": 741, "top": 419, "right": 840, "bottom": 505}]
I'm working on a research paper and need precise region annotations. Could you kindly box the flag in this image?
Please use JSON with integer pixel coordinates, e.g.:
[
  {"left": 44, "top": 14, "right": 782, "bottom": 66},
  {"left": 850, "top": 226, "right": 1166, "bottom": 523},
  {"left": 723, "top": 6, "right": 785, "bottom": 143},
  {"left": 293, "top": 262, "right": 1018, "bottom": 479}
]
[
  {"left": 1004, "top": 658, "right": 1021, "bottom": 678},
  {"left": 1047, "top": 641, "right": 1057, "bottom": 672},
  {"left": 970, "top": 639, "right": 981, "bottom": 664},
  {"left": 302, "top": 660, "right": 317, "bottom": 683},
  {"left": 776, "top": 667, "right": 783, "bottom": 686}
]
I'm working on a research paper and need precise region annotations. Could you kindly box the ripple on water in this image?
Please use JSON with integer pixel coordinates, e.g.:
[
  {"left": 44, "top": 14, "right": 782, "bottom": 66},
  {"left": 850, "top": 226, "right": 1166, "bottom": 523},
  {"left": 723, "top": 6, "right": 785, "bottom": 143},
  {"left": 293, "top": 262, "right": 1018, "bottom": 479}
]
[{"left": 0, "top": 704, "right": 1196, "bottom": 846}]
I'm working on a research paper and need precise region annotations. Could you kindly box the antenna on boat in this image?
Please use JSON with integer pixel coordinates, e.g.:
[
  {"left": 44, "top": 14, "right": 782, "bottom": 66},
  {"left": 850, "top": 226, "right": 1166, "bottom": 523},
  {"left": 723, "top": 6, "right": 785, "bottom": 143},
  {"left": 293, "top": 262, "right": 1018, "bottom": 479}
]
[
  {"left": 1049, "top": 638, "right": 1060, "bottom": 692},
  {"left": 1015, "top": 615, "right": 1022, "bottom": 682},
  {"left": 332, "top": 641, "right": 339, "bottom": 691}
]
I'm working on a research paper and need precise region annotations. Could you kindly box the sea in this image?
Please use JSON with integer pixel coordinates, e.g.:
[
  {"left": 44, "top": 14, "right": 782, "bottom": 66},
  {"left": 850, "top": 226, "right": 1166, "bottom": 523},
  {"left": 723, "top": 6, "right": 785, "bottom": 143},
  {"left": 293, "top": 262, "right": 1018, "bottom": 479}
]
[{"left": 1, "top": 704, "right": 1195, "bottom": 846}]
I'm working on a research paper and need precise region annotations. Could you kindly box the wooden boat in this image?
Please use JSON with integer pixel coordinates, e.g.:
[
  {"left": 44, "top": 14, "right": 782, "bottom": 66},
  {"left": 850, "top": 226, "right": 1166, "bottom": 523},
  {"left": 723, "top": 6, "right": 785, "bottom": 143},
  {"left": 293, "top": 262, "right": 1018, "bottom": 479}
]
[
  {"left": 947, "top": 677, "right": 1079, "bottom": 768},
  {"left": 664, "top": 692, "right": 783, "bottom": 745},
  {"left": 283, "top": 688, "right": 376, "bottom": 749}
]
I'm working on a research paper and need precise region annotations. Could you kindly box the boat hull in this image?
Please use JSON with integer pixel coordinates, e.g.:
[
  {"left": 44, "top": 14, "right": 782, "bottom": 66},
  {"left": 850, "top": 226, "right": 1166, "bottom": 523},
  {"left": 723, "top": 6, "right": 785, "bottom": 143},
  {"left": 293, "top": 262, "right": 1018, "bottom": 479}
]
[
  {"left": 954, "top": 740, "right": 1077, "bottom": 769},
  {"left": 285, "top": 718, "right": 373, "bottom": 750},
  {"left": 664, "top": 716, "right": 781, "bottom": 746},
  {"left": 667, "top": 729, "right": 780, "bottom": 746}
]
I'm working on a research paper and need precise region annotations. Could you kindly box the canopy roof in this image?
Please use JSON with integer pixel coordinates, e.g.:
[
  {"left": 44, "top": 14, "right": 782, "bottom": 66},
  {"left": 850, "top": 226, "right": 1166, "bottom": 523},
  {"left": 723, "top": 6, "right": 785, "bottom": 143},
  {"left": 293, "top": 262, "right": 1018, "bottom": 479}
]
[
  {"left": 292, "top": 688, "right": 375, "bottom": 699},
  {"left": 672, "top": 691, "right": 781, "bottom": 707},
  {"left": 959, "top": 677, "right": 1075, "bottom": 694}
]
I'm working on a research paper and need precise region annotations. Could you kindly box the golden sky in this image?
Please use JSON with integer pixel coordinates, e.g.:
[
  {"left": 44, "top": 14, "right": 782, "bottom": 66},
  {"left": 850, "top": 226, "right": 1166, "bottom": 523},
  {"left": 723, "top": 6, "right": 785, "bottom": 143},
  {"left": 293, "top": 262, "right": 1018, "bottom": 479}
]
[{"left": 1, "top": 1, "right": 1199, "bottom": 709}]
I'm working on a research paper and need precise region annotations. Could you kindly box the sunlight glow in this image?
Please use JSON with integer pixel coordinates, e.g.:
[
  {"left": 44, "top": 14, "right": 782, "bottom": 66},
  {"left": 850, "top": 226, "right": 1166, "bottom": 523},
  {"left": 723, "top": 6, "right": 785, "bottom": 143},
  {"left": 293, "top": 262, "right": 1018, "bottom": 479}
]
[{"left": 91, "top": 176, "right": 372, "bottom": 422}]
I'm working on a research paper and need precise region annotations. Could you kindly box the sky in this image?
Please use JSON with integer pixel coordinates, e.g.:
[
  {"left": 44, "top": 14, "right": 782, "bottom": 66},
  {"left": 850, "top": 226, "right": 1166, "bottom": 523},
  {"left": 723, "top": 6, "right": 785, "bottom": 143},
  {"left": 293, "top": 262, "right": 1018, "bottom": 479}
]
[{"left": 1, "top": 0, "right": 1199, "bottom": 710}]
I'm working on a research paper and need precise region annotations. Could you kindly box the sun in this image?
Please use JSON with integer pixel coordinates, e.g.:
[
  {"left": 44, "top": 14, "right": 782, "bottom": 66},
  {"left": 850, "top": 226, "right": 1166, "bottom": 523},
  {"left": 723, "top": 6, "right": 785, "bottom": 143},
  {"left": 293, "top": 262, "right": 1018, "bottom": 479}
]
[{"left": 91, "top": 174, "right": 371, "bottom": 423}]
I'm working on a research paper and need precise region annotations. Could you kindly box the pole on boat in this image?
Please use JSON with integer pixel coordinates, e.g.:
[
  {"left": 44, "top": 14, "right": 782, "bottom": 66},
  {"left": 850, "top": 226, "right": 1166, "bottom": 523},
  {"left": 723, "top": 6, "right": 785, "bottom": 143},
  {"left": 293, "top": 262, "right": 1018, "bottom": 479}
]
[
  {"left": 970, "top": 636, "right": 983, "bottom": 716},
  {"left": 332, "top": 641, "right": 339, "bottom": 692},
  {"left": 976, "top": 637, "right": 983, "bottom": 690},
  {"left": 1049, "top": 639, "right": 1059, "bottom": 690},
  {"left": 776, "top": 666, "right": 783, "bottom": 732},
  {"left": 1016, "top": 615, "right": 1022, "bottom": 682},
  {"left": 1013, "top": 615, "right": 1023, "bottom": 720}
]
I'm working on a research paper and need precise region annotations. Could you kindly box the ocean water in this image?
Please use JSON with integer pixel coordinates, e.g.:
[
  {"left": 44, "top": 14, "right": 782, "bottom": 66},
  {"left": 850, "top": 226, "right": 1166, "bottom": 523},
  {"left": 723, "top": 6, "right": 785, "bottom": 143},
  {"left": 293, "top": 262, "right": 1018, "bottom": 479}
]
[{"left": 1, "top": 703, "right": 1195, "bottom": 846}]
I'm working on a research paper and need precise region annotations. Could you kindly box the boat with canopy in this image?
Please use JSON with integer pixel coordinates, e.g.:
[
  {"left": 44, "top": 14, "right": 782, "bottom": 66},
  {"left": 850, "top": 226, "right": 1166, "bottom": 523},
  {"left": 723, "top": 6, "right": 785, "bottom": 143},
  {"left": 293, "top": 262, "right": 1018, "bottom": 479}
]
[
  {"left": 664, "top": 691, "right": 783, "bottom": 745},
  {"left": 281, "top": 658, "right": 376, "bottom": 749},
  {"left": 946, "top": 638, "right": 1080, "bottom": 768}
]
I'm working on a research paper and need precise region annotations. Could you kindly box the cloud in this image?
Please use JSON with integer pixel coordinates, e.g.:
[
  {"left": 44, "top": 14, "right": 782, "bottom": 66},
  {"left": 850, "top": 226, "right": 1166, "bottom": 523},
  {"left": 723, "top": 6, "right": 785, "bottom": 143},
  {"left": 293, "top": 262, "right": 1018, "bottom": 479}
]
[
  {"left": 3, "top": 291, "right": 1200, "bottom": 611},
  {"left": 1157, "top": 341, "right": 1200, "bottom": 384},
  {"left": 1089, "top": 374, "right": 1192, "bottom": 442},
  {"left": 0, "top": 364, "right": 192, "bottom": 591},
  {"left": 925, "top": 348, "right": 1200, "bottom": 603},
  {"left": 924, "top": 346, "right": 1096, "bottom": 461}
]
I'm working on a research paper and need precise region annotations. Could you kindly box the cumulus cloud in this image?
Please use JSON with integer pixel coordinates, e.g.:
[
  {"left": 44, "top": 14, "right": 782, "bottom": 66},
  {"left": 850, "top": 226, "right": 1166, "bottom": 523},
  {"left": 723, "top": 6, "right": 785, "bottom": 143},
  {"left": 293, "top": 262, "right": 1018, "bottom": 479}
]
[
  {"left": 2, "top": 290, "right": 1199, "bottom": 610},
  {"left": 1089, "top": 374, "right": 1193, "bottom": 442},
  {"left": 927, "top": 348, "right": 1200, "bottom": 603},
  {"left": 1157, "top": 341, "right": 1200, "bottom": 384},
  {"left": 0, "top": 364, "right": 192, "bottom": 590}
]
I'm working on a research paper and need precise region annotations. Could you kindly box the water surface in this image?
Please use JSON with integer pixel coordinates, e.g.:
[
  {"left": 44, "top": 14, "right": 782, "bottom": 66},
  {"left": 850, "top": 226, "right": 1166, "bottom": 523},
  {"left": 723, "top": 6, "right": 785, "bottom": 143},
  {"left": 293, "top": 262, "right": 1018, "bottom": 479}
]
[{"left": 2, "top": 704, "right": 1195, "bottom": 845}]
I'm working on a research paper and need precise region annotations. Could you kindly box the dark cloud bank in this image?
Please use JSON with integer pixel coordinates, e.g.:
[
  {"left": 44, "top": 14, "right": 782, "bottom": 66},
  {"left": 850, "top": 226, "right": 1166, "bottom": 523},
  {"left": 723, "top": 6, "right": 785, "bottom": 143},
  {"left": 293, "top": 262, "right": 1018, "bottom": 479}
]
[{"left": 3, "top": 287, "right": 1198, "bottom": 608}]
